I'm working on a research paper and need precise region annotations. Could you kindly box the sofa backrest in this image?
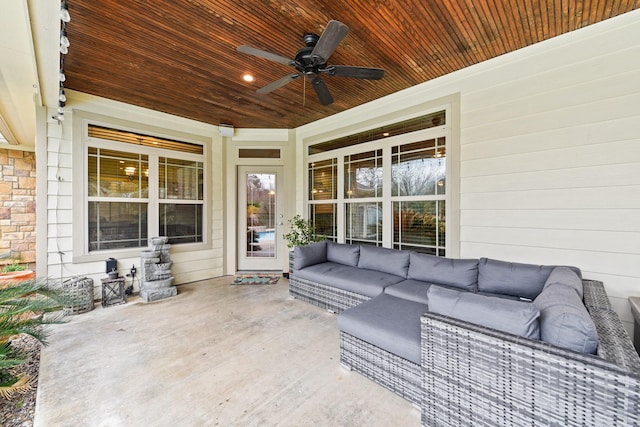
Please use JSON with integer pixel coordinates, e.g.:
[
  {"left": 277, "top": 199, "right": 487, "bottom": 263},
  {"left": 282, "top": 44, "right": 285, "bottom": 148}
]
[
  {"left": 358, "top": 245, "right": 410, "bottom": 278},
  {"left": 293, "top": 241, "right": 327, "bottom": 270},
  {"left": 478, "top": 258, "right": 582, "bottom": 300},
  {"left": 407, "top": 252, "right": 479, "bottom": 292},
  {"left": 326, "top": 241, "right": 360, "bottom": 266}
]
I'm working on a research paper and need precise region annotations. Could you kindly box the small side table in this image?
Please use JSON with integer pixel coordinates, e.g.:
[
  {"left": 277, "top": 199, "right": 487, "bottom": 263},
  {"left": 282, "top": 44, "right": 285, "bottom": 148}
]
[
  {"left": 628, "top": 297, "right": 640, "bottom": 354},
  {"left": 101, "top": 277, "right": 127, "bottom": 307}
]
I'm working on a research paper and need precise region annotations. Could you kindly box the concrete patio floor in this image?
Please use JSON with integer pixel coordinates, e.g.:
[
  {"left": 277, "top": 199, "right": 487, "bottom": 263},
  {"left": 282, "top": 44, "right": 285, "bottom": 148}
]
[{"left": 34, "top": 276, "right": 419, "bottom": 426}]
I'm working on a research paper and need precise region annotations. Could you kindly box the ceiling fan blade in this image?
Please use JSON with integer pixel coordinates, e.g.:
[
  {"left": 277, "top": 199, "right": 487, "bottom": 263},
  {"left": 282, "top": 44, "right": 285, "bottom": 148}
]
[
  {"left": 324, "top": 66, "right": 385, "bottom": 80},
  {"left": 311, "top": 76, "right": 334, "bottom": 105},
  {"left": 311, "top": 20, "right": 349, "bottom": 64},
  {"left": 237, "top": 45, "right": 293, "bottom": 66},
  {"left": 257, "top": 73, "right": 301, "bottom": 94}
]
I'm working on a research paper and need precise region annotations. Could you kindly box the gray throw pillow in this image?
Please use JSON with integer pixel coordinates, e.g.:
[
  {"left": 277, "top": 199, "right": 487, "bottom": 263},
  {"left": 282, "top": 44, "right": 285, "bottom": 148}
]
[
  {"left": 326, "top": 241, "right": 360, "bottom": 267},
  {"left": 407, "top": 252, "right": 479, "bottom": 291},
  {"left": 358, "top": 245, "right": 410, "bottom": 278},
  {"left": 293, "top": 241, "right": 327, "bottom": 270},
  {"left": 534, "top": 283, "right": 598, "bottom": 354},
  {"left": 427, "top": 286, "right": 541, "bottom": 340},
  {"left": 543, "top": 266, "right": 583, "bottom": 299}
]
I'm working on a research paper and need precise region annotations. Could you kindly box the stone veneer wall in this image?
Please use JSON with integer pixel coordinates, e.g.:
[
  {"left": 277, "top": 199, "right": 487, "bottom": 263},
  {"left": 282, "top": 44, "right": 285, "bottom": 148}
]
[{"left": 0, "top": 149, "right": 36, "bottom": 267}]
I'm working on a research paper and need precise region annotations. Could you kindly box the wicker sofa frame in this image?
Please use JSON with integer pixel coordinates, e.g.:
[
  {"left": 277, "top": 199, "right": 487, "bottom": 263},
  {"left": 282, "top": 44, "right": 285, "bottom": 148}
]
[
  {"left": 421, "top": 279, "right": 640, "bottom": 426},
  {"left": 291, "top": 272, "right": 640, "bottom": 425},
  {"left": 289, "top": 275, "right": 369, "bottom": 313}
]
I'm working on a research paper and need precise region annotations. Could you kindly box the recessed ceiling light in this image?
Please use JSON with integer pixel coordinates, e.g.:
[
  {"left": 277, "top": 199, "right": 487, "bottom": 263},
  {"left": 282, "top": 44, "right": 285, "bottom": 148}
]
[
  {"left": 242, "top": 73, "right": 254, "bottom": 82},
  {"left": 382, "top": 132, "right": 390, "bottom": 137}
]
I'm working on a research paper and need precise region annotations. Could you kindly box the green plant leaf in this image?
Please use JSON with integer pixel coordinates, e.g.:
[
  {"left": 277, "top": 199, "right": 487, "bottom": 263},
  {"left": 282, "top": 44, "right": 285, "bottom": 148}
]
[{"left": 282, "top": 214, "right": 326, "bottom": 249}]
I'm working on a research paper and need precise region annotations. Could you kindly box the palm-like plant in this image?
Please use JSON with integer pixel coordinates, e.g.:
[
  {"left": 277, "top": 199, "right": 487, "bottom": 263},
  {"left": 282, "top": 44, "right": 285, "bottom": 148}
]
[{"left": 0, "top": 279, "right": 67, "bottom": 399}]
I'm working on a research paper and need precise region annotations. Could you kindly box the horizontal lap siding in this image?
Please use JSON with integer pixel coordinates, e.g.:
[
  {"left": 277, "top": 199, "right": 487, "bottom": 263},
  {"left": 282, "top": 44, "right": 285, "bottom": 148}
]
[{"left": 459, "top": 14, "right": 640, "bottom": 331}]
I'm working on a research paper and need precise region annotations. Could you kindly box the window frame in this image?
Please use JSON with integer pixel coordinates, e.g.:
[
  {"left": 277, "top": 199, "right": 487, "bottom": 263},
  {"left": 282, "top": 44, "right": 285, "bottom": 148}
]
[
  {"left": 304, "top": 99, "right": 459, "bottom": 256},
  {"left": 72, "top": 113, "right": 211, "bottom": 262}
]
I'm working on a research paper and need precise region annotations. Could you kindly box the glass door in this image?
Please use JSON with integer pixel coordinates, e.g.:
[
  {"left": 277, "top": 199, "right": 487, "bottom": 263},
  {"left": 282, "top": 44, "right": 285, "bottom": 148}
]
[{"left": 237, "top": 166, "right": 284, "bottom": 271}]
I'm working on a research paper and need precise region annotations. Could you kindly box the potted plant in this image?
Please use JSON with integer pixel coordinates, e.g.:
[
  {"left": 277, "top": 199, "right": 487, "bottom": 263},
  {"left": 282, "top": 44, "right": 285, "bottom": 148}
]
[
  {"left": 0, "top": 261, "right": 35, "bottom": 285},
  {"left": 282, "top": 214, "right": 325, "bottom": 277}
]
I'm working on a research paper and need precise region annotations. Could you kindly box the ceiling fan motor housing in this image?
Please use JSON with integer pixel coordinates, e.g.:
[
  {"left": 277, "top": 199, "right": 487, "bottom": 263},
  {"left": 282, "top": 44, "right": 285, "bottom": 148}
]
[{"left": 295, "top": 46, "right": 326, "bottom": 75}]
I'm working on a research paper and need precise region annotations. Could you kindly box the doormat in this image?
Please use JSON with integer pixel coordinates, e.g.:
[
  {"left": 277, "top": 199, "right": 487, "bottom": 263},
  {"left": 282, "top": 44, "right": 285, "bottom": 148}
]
[{"left": 232, "top": 273, "right": 280, "bottom": 285}]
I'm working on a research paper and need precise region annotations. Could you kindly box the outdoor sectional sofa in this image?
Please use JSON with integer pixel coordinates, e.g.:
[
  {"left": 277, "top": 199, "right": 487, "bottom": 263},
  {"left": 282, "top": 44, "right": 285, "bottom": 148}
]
[{"left": 288, "top": 241, "right": 640, "bottom": 426}]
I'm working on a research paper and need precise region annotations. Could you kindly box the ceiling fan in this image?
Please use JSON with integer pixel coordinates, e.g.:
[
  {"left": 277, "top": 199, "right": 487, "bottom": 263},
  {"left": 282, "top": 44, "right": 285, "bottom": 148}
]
[{"left": 237, "top": 20, "right": 385, "bottom": 105}]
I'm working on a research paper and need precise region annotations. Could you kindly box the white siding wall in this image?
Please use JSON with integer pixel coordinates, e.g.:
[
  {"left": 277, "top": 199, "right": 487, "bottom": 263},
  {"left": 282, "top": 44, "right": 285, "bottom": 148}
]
[
  {"left": 297, "top": 11, "right": 640, "bottom": 331},
  {"left": 41, "top": 92, "right": 225, "bottom": 297},
  {"left": 459, "top": 13, "right": 640, "bottom": 332}
]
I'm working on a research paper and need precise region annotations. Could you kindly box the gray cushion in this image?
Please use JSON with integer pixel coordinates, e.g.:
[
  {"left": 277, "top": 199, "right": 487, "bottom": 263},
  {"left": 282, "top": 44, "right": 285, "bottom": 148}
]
[
  {"left": 326, "top": 241, "right": 360, "bottom": 267},
  {"left": 293, "top": 262, "right": 404, "bottom": 298},
  {"left": 534, "top": 283, "right": 598, "bottom": 354},
  {"left": 293, "top": 241, "right": 327, "bottom": 270},
  {"left": 478, "top": 258, "right": 582, "bottom": 300},
  {"left": 338, "top": 294, "right": 427, "bottom": 364},
  {"left": 407, "top": 252, "right": 479, "bottom": 291},
  {"left": 384, "top": 279, "right": 433, "bottom": 304},
  {"left": 427, "top": 286, "right": 541, "bottom": 340},
  {"left": 543, "top": 266, "right": 583, "bottom": 299},
  {"left": 477, "top": 258, "right": 554, "bottom": 300},
  {"left": 358, "top": 245, "right": 410, "bottom": 278}
]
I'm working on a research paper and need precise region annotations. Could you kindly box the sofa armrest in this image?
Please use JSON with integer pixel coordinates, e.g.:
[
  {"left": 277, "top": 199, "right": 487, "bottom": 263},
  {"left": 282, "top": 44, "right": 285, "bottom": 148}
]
[
  {"left": 582, "top": 279, "right": 640, "bottom": 373},
  {"left": 421, "top": 290, "right": 640, "bottom": 426}
]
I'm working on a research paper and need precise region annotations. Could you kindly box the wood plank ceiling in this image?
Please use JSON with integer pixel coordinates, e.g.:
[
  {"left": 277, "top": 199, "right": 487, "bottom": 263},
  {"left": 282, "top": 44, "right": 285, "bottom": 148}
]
[{"left": 64, "top": 0, "right": 638, "bottom": 129}]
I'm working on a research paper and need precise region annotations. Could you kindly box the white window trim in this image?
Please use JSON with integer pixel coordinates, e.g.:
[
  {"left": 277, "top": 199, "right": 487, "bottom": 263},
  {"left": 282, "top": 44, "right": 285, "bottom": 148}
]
[{"left": 72, "top": 111, "right": 212, "bottom": 263}]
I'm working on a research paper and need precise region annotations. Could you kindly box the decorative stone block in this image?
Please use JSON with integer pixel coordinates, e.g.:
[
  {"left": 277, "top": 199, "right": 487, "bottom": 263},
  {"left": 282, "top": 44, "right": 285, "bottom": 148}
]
[{"left": 139, "top": 286, "right": 177, "bottom": 302}]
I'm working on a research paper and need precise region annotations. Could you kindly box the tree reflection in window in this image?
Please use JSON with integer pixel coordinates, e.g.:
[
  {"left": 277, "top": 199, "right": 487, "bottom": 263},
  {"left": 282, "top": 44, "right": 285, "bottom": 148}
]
[
  {"left": 392, "top": 138, "right": 446, "bottom": 196},
  {"left": 345, "top": 149, "right": 383, "bottom": 198}
]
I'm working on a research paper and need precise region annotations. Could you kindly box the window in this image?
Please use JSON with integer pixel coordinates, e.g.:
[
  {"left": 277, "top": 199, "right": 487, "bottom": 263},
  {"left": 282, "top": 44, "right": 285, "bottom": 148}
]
[
  {"left": 309, "top": 203, "right": 337, "bottom": 240},
  {"left": 88, "top": 148, "right": 149, "bottom": 251},
  {"left": 309, "top": 158, "right": 337, "bottom": 200},
  {"left": 305, "top": 108, "right": 452, "bottom": 256},
  {"left": 344, "top": 149, "right": 383, "bottom": 246},
  {"left": 392, "top": 138, "right": 446, "bottom": 255},
  {"left": 158, "top": 157, "right": 204, "bottom": 244},
  {"left": 344, "top": 150, "right": 383, "bottom": 199},
  {"left": 86, "top": 125, "right": 205, "bottom": 253},
  {"left": 346, "top": 202, "right": 382, "bottom": 245}
]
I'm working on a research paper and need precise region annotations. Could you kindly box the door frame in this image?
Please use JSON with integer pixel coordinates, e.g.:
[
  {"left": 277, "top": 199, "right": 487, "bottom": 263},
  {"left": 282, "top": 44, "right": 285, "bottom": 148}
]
[
  {"left": 236, "top": 165, "right": 285, "bottom": 271},
  {"left": 223, "top": 132, "right": 296, "bottom": 276}
]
